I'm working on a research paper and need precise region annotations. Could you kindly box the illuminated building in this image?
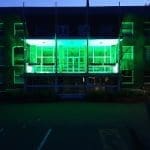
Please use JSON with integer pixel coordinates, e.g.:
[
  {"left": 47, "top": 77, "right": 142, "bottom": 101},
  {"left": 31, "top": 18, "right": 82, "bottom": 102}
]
[{"left": 0, "top": 6, "right": 149, "bottom": 96}]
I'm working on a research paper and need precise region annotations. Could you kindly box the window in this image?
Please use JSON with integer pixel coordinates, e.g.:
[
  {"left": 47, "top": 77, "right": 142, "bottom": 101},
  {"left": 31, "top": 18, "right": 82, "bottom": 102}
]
[
  {"left": 88, "top": 39, "right": 119, "bottom": 74},
  {"left": 144, "top": 70, "right": 150, "bottom": 85},
  {"left": 78, "top": 24, "right": 89, "bottom": 36},
  {"left": 12, "top": 46, "right": 24, "bottom": 84},
  {"left": 35, "top": 24, "right": 50, "bottom": 35},
  {"left": 14, "top": 67, "right": 24, "bottom": 84},
  {"left": 0, "top": 23, "right": 4, "bottom": 37},
  {"left": 12, "top": 46, "right": 24, "bottom": 66},
  {"left": 144, "top": 21, "right": 150, "bottom": 37},
  {"left": 121, "top": 22, "right": 134, "bottom": 36},
  {"left": 121, "top": 70, "right": 134, "bottom": 84},
  {"left": 14, "top": 23, "right": 24, "bottom": 38},
  {"left": 121, "top": 46, "right": 134, "bottom": 84},
  {"left": 26, "top": 42, "right": 56, "bottom": 73},
  {"left": 121, "top": 46, "right": 134, "bottom": 70},
  {"left": 57, "top": 25, "right": 69, "bottom": 36},
  {"left": 0, "top": 72, "right": 5, "bottom": 84},
  {"left": 0, "top": 46, "right": 5, "bottom": 66},
  {"left": 144, "top": 46, "right": 150, "bottom": 63},
  {"left": 57, "top": 40, "right": 87, "bottom": 73}
]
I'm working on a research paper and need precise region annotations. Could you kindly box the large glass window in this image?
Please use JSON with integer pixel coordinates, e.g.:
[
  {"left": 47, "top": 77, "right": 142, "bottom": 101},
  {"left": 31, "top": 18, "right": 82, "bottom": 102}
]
[
  {"left": 25, "top": 39, "right": 56, "bottom": 73},
  {"left": 88, "top": 39, "right": 119, "bottom": 73},
  {"left": 57, "top": 39, "right": 87, "bottom": 73},
  {"left": 25, "top": 39, "right": 120, "bottom": 74}
]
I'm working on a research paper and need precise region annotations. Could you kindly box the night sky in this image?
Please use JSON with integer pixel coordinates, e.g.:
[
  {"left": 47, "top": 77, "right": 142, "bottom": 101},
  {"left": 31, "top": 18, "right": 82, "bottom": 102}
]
[{"left": 0, "top": 0, "right": 149, "bottom": 7}]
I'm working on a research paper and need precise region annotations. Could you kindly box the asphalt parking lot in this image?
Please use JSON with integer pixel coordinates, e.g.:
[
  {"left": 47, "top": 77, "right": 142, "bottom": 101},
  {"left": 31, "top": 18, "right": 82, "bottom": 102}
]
[{"left": 0, "top": 102, "right": 150, "bottom": 150}]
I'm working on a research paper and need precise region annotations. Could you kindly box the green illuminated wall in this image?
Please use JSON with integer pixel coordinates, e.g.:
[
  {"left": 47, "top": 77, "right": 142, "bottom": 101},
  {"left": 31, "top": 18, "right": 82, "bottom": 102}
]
[
  {"left": 26, "top": 39, "right": 56, "bottom": 73},
  {"left": 57, "top": 40, "right": 87, "bottom": 73},
  {"left": 88, "top": 40, "right": 119, "bottom": 73},
  {"left": 120, "top": 46, "right": 134, "bottom": 70},
  {"left": 25, "top": 39, "right": 120, "bottom": 74}
]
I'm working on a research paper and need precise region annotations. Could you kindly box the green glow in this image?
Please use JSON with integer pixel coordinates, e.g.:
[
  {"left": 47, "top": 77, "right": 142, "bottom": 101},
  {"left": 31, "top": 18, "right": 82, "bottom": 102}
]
[
  {"left": 25, "top": 39, "right": 55, "bottom": 46},
  {"left": 57, "top": 39, "right": 87, "bottom": 73},
  {"left": 14, "top": 67, "right": 24, "bottom": 84},
  {"left": 25, "top": 39, "right": 119, "bottom": 74},
  {"left": 26, "top": 39, "right": 56, "bottom": 73},
  {"left": 121, "top": 22, "right": 134, "bottom": 35},
  {"left": 26, "top": 64, "right": 33, "bottom": 73},
  {"left": 89, "top": 39, "right": 119, "bottom": 46},
  {"left": 88, "top": 39, "right": 119, "bottom": 74},
  {"left": 121, "top": 46, "right": 134, "bottom": 70}
]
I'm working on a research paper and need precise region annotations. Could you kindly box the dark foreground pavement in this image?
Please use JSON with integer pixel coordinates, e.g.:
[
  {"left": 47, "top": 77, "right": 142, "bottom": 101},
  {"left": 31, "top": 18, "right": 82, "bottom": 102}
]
[{"left": 0, "top": 102, "right": 150, "bottom": 150}]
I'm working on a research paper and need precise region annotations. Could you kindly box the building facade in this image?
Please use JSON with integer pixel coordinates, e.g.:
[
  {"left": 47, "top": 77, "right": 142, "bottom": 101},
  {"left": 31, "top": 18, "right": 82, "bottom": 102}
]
[{"left": 0, "top": 6, "right": 150, "bottom": 95}]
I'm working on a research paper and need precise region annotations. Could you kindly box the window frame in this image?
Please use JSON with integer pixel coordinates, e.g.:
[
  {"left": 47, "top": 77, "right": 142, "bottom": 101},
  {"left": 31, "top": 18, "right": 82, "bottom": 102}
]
[
  {"left": 14, "top": 22, "right": 24, "bottom": 37},
  {"left": 13, "top": 66, "right": 24, "bottom": 84},
  {"left": 0, "top": 46, "right": 5, "bottom": 66},
  {"left": 121, "top": 46, "right": 134, "bottom": 84},
  {"left": 121, "top": 22, "right": 134, "bottom": 36}
]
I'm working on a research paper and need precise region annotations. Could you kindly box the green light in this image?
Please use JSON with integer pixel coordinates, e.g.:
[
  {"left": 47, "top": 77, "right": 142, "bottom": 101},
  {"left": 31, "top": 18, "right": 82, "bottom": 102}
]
[
  {"left": 25, "top": 39, "right": 55, "bottom": 46},
  {"left": 121, "top": 46, "right": 134, "bottom": 70},
  {"left": 25, "top": 39, "right": 119, "bottom": 74},
  {"left": 25, "top": 39, "right": 56, "bottom": 73},
  {"left": 113, "top": 63, "right": 119, "bottom": 73},
  {"left": 89, "top": 39, "right": 119, "bottom": 46},
  {"left": 88, "top": 40, "right": 119, "bottom": 73},
  {"left": 26, "top": 64, "right": 33, "bottom": 73},
  {"left": 58, "top": 39, "right": 87, "bottom": 47},
  {"left": 57, "top": 39, "right": 87, "bottom": 73}
]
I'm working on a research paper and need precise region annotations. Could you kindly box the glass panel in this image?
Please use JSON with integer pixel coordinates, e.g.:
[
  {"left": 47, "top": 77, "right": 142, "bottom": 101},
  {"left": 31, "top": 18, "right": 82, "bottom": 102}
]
[
  {"left": 25, "top": 39, "right": 56, "bottom": 73},
  {"left": 88, "top": 39, "right": 119, "bottom": 73},
  {"left": 25, "top": 39, "right": 120, "bottom": 74},
  {"left": 57, "top": 39, "right": 87, "bottom": 73}
]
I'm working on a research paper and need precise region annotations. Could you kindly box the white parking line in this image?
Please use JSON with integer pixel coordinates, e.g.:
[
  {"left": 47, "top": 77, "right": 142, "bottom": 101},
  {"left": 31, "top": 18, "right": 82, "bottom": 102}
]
[{"left": 37, "top": 128, "right": 52, "bottom": 150}]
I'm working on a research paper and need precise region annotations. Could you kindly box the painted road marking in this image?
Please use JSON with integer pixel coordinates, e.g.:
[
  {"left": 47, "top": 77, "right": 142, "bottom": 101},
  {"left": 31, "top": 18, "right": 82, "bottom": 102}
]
[
  {"left": 98, "top": 129, "right": 128, "bottom": 150},
  {"left": 37, "top": 128, "right": 52, "bottom": 150}
]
